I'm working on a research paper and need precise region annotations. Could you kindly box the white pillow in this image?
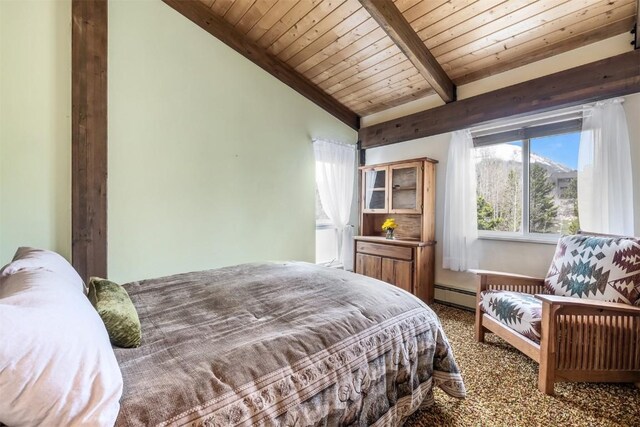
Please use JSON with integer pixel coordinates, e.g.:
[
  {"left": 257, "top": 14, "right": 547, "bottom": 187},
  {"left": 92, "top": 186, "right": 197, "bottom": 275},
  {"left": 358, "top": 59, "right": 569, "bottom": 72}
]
[
  {"left": 0, "top": 266, "right": 123, "bottom": 426},
  {"left": 0, "top": 247, "right": 85, "bottom": 294}
]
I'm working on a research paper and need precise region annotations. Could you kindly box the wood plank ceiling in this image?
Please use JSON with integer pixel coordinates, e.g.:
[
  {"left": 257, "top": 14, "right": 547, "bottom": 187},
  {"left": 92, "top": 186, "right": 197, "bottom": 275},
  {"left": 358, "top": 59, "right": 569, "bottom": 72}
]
[{"left": 183, "top": 0, "right": 636, "bottom": 119}]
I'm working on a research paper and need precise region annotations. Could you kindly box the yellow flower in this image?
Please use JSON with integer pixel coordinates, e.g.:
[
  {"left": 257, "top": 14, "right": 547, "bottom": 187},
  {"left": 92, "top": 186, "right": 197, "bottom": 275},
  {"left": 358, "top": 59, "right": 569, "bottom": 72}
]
[{"left": 381, "top": 218, "right": 397, "bottom": 231}]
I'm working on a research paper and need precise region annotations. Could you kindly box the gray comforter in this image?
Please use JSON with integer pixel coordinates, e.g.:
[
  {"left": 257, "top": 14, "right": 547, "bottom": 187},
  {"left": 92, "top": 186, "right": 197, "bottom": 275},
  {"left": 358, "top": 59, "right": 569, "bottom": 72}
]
[{"left": 114, "top": 262, "right": 465, "bottom": 426}]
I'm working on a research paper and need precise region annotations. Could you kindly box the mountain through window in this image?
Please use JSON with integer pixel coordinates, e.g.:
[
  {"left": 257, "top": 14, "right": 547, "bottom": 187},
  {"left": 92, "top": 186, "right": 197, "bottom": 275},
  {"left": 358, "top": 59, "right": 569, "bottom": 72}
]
[{"left": 475, "top": 128, "right": 580, "bottom": 238}]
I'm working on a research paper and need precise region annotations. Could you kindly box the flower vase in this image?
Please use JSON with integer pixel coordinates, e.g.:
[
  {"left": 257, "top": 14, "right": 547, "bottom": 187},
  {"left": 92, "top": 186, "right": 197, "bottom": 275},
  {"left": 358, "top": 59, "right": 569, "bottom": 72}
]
[{"left": 385, "top": 229, "right": 395, "bottom": 240}]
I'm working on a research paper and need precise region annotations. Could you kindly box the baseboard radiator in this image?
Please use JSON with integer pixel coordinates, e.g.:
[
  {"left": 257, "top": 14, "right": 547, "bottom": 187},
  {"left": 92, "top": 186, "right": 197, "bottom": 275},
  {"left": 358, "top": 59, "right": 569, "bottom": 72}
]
[{"left": 433, "top": 284, "right": 475, "bottom": 312}]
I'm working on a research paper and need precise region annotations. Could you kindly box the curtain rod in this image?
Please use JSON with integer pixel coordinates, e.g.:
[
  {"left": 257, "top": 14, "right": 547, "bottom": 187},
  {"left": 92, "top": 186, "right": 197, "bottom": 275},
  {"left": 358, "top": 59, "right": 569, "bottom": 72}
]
[{"left": 312, "top": 138, "right": 356, "bottom": 149}]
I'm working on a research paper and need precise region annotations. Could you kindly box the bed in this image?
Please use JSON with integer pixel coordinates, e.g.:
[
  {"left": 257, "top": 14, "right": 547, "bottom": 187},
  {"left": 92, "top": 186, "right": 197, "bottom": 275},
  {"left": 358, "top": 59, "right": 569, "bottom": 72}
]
[
  {"left": 0, "top": 250, "right": 464, "bottom": 426},
  {"left": 113, "top": 261, "right": 465, "bottom": 426}
]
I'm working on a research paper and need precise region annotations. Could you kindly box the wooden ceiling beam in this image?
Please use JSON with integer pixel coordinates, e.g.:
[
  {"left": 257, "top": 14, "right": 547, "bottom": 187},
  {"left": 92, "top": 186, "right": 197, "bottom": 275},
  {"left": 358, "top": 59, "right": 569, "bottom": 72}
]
[
  {"left": 359, "top": 0, "right": 455, "bottom": 103},
  {"left": 359, "top": 49, "right": 640, "bottom": 148},
  {"left": 633, "top": 0, "right": 640, "bottom": 50},
  {"left": 162, "top": 0, "right": 359, "bottom": 130}
]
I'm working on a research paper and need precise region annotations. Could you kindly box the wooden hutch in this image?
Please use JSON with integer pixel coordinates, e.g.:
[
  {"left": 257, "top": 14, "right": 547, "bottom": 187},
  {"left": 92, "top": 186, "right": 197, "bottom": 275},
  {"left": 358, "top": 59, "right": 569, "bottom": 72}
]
[{"left": 354, "top": 157, "right": 437, "bottom": 303}]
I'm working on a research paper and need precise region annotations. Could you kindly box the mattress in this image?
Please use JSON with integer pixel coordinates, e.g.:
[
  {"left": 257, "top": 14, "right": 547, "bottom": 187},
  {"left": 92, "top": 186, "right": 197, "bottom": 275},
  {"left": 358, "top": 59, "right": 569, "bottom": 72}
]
[{"left": 114, "top": 262, "right": 465, "bottom": 426}]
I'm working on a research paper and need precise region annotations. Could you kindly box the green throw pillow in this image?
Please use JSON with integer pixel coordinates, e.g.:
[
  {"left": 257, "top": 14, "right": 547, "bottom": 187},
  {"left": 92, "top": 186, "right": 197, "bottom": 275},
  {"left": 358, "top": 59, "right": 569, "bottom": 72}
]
[{"left": 88, "top": 277, "right": 141, "bottom": 348}]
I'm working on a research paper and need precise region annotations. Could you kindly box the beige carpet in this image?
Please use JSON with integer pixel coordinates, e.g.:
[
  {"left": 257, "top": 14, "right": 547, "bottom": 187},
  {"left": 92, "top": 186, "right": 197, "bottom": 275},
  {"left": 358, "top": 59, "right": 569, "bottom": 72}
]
[{"left": 405, "top": 304, "right": 640, "bottom": 427}]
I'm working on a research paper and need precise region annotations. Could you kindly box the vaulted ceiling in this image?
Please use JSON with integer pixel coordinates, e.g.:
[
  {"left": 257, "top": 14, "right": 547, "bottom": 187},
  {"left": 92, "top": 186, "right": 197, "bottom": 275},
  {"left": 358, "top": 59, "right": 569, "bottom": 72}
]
[{"left": 165, "top": 0, "right": 637, "bottom": 128}]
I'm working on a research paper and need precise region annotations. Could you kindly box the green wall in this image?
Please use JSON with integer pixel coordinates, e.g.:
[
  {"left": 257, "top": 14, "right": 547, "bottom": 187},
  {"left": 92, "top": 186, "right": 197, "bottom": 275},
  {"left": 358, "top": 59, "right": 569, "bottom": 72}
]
[
  {"left": 0, "top": 0, "right": 356, "bottom": 279},
  {"left": 0, "top": 0, "right": 72, "bottom": 262},
  {"left": 107, "top": 0, "right": 356, "bottom": 281}
]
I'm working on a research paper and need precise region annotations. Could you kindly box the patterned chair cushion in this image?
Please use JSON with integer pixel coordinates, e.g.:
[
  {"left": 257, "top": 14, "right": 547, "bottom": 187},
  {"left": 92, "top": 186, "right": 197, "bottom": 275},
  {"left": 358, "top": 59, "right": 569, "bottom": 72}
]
[
  {"left": 545, "top": 235, "right": 640, "bottom": 306},
  {"left": 479, "top": 290, "right": 542, "bottom": 343}
]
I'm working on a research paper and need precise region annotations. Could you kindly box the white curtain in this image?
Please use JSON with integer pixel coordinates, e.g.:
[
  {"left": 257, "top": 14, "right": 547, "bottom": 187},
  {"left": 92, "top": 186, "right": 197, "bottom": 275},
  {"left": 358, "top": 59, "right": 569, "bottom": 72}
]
[
  {"left": 443, "top": 129, "right": 478, "bottom": 271},
  {"left": 578, "top": 98, "right": 634, "bottom": 236},
  {"left": 313, "top": 139, "right": 356, "bottom": 270}
]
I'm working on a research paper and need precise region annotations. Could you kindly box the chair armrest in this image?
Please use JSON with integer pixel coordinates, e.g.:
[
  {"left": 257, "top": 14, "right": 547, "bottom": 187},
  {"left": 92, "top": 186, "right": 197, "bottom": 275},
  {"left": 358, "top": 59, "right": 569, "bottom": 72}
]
[
  {"left": 470, "top": 269, "right": 546, "bottom": 294},
  {"left": 535, "top": 294, "right": 640, "bottom": 315},
  {"left": 469, "top": 269, "right": 545, "bottom": 281}
]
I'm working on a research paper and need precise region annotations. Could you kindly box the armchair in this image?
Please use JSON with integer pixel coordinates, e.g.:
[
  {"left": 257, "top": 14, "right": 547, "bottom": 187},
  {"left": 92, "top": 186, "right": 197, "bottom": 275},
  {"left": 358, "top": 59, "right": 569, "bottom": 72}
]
[{"left": 473, "top": 233, "right": 640, "bottom": 395}]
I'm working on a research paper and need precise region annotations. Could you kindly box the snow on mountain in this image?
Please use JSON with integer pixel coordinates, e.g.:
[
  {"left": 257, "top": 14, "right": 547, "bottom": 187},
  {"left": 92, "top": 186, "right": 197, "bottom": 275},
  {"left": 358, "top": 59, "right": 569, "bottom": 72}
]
[{"left": 475, "top": 143, "right": 573, "bottom": 173}]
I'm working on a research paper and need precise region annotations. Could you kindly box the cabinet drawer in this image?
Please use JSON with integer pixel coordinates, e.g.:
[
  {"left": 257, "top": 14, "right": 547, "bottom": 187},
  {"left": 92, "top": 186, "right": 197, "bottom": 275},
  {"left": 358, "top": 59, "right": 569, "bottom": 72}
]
[{"left": 356, "top": 241, "right": 413, "bottom": 261}]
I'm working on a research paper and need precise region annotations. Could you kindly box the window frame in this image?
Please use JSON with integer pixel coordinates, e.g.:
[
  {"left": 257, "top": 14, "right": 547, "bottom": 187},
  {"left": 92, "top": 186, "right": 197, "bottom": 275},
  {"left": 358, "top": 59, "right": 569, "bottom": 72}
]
[
  {"left": 315, "top": 179, "right": 341, "bottom": 266},
  {"left": 473, "top": 119, "right": 582, "bottom": 243}
]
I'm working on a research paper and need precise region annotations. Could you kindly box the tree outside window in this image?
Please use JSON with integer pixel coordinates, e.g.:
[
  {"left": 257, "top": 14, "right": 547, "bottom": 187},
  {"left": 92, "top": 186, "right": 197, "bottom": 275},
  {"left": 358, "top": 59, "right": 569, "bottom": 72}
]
[{"left": 475, "top": 131, "right": 580, "bottom": 237}]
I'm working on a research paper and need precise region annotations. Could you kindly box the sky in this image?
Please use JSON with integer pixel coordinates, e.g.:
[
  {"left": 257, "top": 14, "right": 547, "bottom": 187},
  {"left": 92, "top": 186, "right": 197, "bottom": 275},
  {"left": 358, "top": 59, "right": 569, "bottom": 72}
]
[
  {"left": 530, "top": 132, "right": 580, "bottom": 170},
  {"left": 507, "top": 131, "right": 580, "bottom": 170}
]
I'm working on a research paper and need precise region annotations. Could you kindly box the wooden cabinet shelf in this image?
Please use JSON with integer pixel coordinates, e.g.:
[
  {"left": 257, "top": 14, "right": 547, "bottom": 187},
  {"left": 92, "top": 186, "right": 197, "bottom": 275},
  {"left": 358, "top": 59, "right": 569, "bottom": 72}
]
[{"left": 356, "top": 157, "right": 437, "bottom": 303}]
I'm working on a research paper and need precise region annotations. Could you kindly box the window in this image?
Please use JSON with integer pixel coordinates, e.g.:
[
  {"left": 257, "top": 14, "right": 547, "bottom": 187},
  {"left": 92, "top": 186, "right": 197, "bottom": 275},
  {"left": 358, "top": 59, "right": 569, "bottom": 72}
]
[
  {"left": 475, "top": 121, "right": 580, "bottom": 240},
  {"left": 315, "top": 186, "right": 331, "bottom": 224},
  {"left": 315, "top": 185, "right": 339, "bottom": 265}
]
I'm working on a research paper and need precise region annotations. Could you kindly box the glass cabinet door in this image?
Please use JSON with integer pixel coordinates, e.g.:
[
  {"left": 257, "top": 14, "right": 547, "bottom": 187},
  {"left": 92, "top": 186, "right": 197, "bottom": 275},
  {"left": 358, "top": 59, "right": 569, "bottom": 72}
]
[
  {"left": 389, "top": 162, "right": 422, "bottom": 213},
  {"left": 363, "top": 167, "right": 388, "bottom": 212}
]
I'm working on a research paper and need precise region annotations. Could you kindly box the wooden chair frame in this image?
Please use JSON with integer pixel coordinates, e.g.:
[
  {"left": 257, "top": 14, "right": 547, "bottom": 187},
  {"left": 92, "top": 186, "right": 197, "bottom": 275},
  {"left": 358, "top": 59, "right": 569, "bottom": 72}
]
[{"left": 474, "top": 269, "right": 640, "bottom": 394}]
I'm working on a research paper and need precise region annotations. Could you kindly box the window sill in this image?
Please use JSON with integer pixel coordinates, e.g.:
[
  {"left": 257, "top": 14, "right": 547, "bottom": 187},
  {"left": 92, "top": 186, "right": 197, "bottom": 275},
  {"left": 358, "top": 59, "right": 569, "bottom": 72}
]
[
  {"left": 316, "top": 222, "right": 336, "bottom": 230},
  {"left": 317, "top": 261, "right": 344, "bottom": 269},
  {"left": 478, "top": 232, "right": 559, "bottom": 245}
]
